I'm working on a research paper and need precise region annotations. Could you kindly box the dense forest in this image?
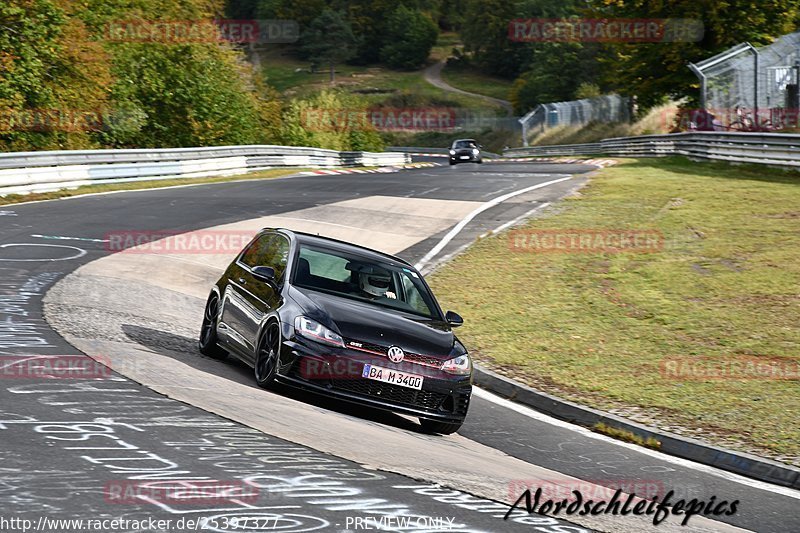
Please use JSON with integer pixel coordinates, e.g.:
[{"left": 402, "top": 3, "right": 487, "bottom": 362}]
[{"left": 1, "top": 0, "right": 798, "bottom": 151}]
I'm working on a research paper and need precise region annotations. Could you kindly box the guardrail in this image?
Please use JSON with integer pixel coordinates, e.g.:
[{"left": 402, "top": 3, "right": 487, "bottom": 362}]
[
  {"left": 387, "top": 146, "right": 449, "bottom": 155},
  {"left": 0, "top": 145, "right": 411, "bottom": 196},
  {"left": 388, "top": 146, "right": 502, "bottom": 158},
  {"left": 504, "top": 132, "right": 800, "bottom": 168}
]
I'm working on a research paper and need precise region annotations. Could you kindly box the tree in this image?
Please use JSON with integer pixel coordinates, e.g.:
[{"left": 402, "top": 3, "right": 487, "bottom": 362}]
[
  {"left": 590, "top": 0, "right": 800, "bottom": 108},
  {"left": 380, "top": 6, "right": 439, "bottom": 70},
  {"left": 301, "top": 9, "right": 358, "bottom": 83},
  {"left": 259, "top": 0, "right": 328, "bottom": 30},
  {"left": 460, "top": 0, "right": 530, "bottom": 78},
  {"left": 509, "top": 42, "right": 603, "bottom": 113}
]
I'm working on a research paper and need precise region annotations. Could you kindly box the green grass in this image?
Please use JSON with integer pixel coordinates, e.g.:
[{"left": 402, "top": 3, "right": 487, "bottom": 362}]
[
  {"left": 440, "top": 63, "right": 513, "bottom": 102},
  {"left": 429, "top": 157, "right": 800, "bottom": 461},
  {"left": 0, "top": 169, "right": 301, "bottom": 206},
  {"left": 430, "top": 31, "right": 462, "bottom": 62},
  {"left": 257, "top": 45, "right": 502, "bottom": 114}
]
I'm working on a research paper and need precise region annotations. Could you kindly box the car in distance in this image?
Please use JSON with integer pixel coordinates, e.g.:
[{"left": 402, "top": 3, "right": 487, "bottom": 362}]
[
  {"left": 199, "top": 228, "right": 472, "bottom": 434},
  {"left": 449, "top": 138, "right": 483, "bottom": 165}
]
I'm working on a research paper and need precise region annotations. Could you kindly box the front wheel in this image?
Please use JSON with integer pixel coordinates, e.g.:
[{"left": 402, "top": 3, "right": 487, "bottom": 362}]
[
  {"left": 419, "top": 418, "right": 462, "bottom": 435},
  {"left": 449, "top": 160, "right": 456, "bottom": 166},
  {"left": 199, "top": 293, "right": 228, "bottom": 360},
  {"left": 255, "top": 322, "right": 281, "bottom": 389}
]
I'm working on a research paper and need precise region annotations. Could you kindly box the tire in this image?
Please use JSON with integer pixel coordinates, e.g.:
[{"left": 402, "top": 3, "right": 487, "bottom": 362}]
[
  {"left": 254, "top": 321, "right": 281, "bottom": 389},
  {"left": 477, "top": 159, "right": 483, "bottom": 164},
  {"left": 199, "top": 293, "right": 228, "bottom": 360},
  {"left": 449, "top": 160, "right": 456, "bottom": 165},
  {"left": 419, "top": 418, "right": 462, "bottom": 435}
]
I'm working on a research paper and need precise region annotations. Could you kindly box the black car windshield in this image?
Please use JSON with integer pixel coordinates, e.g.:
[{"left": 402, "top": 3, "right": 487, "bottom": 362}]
[
  {"left": 454, "top": 140, "right": 477, "bottom": 149},
  {"left": 293, "top": 244, "right": 441, "bottom": 319}
]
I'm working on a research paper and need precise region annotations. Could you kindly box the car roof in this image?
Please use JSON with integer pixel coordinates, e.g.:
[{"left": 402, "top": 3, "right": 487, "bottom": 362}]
[
  {"left": 453, "top": 139, "right": 477, "bottom": 143},
  {"left": 270, "top": 229, "right": 414, "bottom": 268}
]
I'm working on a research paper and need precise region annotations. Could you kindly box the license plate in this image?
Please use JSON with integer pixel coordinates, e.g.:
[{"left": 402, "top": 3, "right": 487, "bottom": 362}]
[
  {"left": 362, "top": 364, "right": 423, "bottom": 390},
  {"left": 459, "top": 155, "right": 470, "bottom": 159}
]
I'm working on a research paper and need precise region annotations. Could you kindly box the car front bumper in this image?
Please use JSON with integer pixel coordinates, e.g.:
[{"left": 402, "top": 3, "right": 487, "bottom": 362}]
[
  {"left": 279, "top": 335, "right": 472, "bottom": 423},
  {"left": 450, "top": 151, "right": 481, "bottom": 163}
]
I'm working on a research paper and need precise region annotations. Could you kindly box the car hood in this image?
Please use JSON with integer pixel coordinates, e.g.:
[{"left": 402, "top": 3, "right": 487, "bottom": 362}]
[{"left": 289, "top": 286, "right": 455, "bottom": 358}]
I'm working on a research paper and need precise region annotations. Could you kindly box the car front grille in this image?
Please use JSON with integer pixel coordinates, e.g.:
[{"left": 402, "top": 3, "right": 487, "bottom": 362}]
[
  {"left": 344, "top": 338, "right": 444, "bottom": 368},
  {"left": 329, "top": 379, "right": 447, "bottom": 411}
]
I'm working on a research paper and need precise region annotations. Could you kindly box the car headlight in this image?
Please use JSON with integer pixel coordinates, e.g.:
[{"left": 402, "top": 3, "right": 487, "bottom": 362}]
[
  {"left": 441, "top": 353, "right": 472, "bottom": 375},
  {"left": 472, "top": 148, "right": 479, "bottom": 155},
  {"left": 449, "top": 149, "right": 456, "bottom": 155},
  {"left": 294, "top": 316, "right": 344, "bottom": 347}
]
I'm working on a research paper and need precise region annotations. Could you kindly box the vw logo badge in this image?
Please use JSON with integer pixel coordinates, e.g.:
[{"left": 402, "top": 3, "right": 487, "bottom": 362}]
[{"left": 387, "top": 346, "right": 405, "bottom": 363}]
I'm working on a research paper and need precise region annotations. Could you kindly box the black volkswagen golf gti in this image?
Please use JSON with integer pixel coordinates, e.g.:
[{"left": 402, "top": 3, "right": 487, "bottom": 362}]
[{"left": 199, "top": 228, "right": 472, "bottom": 434}]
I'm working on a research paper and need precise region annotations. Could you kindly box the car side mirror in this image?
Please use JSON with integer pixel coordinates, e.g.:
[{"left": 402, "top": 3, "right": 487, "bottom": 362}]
[
  {"left": 445, "top": 311, "right": 464, "bottom": 328},
  {"left": 252, "top": 266, "right": 276, "bottom": 283}
]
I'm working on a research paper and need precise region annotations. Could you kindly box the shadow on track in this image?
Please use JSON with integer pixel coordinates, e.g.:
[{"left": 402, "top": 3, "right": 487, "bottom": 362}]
[{"left": 121, "top": 324, "right": 428, "bottom": 434}]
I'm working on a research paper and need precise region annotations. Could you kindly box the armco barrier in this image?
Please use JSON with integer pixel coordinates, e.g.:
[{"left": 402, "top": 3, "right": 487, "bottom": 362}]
[
  {"left": 504, "top": 131, "right": 800, "bottom": 168},
  {"left": 0, "top": 145, "right": 410, "bottom": 196},
  {"left": 388, "top": 145, "right": 502, "bottom": 159}
]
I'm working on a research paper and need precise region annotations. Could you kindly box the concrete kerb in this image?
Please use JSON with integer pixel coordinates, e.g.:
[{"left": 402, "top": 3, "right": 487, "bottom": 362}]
[{"left": 473, "top": 364, "right": 800, "bottom": 490}]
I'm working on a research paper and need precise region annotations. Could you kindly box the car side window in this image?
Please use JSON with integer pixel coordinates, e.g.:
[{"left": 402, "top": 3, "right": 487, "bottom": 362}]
[
  {"left": 240, "top": 234, "right": 271, "bottom": 268},
  {"left": 240, "top": 234, "right": 290, "bottom": 282},
  {"left": 262, "top": 235, "right": 290, "bottom": 283}
]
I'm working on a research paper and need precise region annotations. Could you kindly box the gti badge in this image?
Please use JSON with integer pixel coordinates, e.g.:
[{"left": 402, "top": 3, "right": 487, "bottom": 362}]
[{"left": 387, "top": 346, "right": 405, "bottom": 363}]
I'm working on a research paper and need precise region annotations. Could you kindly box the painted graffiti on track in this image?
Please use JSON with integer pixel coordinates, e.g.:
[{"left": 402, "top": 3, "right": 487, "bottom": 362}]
[{"left": 0, "top": 378, "right": 593, "bottom": 532}]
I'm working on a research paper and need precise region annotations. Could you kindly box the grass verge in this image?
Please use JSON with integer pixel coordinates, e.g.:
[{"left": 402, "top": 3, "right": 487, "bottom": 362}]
[
  {"left": 428, "top": 157, "right": 800, "bottom": 462},
  {"left": 0, "top": 169, "right": 302, "bottom": 207},
  {"left": 257, "top": 45, "right": 500, "bottom": 113},
  {"left": 440, "top": 63, "right": 513, "bottom": 102}
]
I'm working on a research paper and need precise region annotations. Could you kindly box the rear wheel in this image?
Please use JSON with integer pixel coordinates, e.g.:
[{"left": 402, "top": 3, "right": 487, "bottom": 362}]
[
  {"left": 419, "top": 418, "right": 462, "bottom": 435},
  {"left": 255, "top": 322, "right": 281, "bottom": 388},
  {"left": 199, "top": 293, "right": 227, "bottom": 360}
]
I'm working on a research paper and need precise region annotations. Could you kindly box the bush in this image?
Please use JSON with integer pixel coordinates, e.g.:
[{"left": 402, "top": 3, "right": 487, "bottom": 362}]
[
  {"left": 280, "top": 90, "right": 384, "bottom": 152},
  {"left": 105, "top": 43, "right": 273, "bottom": 147},
  {"left": 1, "top": 0, "right": 281, "bottom": 151}
]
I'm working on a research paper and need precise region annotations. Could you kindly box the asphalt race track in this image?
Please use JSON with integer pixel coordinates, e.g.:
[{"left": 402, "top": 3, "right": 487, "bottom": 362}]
[{"left": 1, "top": 159, "right": 798, "bottom": 533}]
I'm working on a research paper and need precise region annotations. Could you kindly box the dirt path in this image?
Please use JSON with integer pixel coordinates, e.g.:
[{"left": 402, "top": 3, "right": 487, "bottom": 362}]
[{"left": 423, "top": 59, "right": 514, "bottom": 116}]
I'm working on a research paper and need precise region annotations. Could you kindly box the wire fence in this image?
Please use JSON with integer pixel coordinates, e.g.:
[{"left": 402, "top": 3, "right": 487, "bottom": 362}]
[
  {"left": 690, "top": 31, "right": 800, "bottom": 131},
  {"left": 518, "top": 95, "right": 632, "bottom": 146}
]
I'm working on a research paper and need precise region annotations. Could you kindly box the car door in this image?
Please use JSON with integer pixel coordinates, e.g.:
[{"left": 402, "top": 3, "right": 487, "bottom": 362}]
[
  {"left": 233, "top": 233, "right": 290, "bottom": 359},
  {"left": 219, "top": 232, "right": 270, "bottom": 354}
]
